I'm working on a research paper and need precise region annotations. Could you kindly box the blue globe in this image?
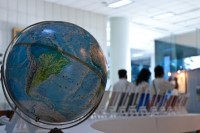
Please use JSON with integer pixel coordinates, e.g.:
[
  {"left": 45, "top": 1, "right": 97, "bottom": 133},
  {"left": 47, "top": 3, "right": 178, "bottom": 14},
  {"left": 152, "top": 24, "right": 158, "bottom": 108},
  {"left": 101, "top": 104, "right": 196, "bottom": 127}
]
[{"left": 1, "top": 21, "right": 107, "bottom": 129}]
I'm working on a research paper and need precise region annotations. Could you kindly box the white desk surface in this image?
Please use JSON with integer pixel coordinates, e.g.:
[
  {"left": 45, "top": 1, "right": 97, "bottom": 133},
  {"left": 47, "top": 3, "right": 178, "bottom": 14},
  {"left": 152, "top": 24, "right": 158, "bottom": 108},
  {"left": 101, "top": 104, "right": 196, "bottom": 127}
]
[{"left": 91, "top": 114, "right": 200, "bottom": 133}]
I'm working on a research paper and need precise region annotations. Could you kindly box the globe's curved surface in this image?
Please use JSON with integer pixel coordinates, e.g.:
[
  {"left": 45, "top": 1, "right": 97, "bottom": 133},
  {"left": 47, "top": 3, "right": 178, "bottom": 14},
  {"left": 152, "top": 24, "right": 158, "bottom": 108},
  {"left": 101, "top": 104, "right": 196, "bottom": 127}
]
[{"left": 1, "top": 21, "right": 107, "bottom": 128}]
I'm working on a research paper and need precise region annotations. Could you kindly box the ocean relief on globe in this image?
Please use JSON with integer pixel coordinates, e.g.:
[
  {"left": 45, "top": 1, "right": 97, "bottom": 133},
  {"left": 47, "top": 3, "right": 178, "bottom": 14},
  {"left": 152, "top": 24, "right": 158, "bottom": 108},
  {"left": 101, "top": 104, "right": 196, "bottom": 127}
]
[{"left": 1, "top": 21, "right": 107, "bottom": 128}]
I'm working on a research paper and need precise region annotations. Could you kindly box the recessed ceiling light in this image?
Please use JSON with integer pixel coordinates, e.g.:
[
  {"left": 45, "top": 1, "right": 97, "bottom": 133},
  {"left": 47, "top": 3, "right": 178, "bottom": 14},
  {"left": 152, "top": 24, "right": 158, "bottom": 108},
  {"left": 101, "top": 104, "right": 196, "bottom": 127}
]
[
  {"left": 108, "top": 0, "right": 132, "bottom": 8},
  {"left": 152, "top": 12, "right": 175, "bottom": 20}
]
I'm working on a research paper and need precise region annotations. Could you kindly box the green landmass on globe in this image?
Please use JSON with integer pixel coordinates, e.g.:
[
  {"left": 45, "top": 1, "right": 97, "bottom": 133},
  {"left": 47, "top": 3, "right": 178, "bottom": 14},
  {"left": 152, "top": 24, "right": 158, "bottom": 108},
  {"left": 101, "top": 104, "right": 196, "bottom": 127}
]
[{"left": 29, "top": 52, "right": 69, "bottom": 92}]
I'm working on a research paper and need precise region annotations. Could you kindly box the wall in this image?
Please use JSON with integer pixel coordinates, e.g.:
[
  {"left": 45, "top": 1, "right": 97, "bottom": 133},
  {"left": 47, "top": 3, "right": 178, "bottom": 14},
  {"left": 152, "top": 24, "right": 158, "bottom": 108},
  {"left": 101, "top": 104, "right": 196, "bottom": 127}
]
[
  {"left": 158, "top": 30, "right": 200, "bottom": 49},
  {"left": 0, "top": 0, "right": 107, "bottom": 54},
  {"left": 0, "top": 0, "right": 107, "bottom": 107},
  {"left": 187, "top": 68, "right": 200, "bottom": 113}
]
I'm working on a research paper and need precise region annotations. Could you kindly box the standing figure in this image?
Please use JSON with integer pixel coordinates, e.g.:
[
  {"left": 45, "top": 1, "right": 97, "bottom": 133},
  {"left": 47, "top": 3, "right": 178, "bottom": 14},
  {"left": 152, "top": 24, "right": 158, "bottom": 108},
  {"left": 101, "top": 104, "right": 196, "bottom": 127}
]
[
  {"left": 152, "top": 65, "right": 175, "bottom": 95},
  {"left": 112, "top": 69, "right": 135, "bottom": 92},
  {"left": 135, "top": 68, "right": 151, "bottom": 93}
]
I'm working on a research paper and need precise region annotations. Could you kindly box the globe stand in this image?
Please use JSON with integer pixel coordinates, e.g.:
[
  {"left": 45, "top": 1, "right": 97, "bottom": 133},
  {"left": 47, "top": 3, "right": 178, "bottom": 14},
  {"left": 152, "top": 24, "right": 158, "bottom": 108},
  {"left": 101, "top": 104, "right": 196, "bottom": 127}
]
[{"left": 48, "top": 128, "right": 63, "bottom": 133}]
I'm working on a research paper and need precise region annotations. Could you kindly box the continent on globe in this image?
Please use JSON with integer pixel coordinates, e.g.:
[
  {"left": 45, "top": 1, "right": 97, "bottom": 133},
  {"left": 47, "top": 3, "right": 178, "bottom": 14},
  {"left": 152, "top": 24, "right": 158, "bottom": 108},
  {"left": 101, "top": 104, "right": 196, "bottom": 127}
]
[{"left": 26, "top": 47, "right": 69, "bottom": 95}]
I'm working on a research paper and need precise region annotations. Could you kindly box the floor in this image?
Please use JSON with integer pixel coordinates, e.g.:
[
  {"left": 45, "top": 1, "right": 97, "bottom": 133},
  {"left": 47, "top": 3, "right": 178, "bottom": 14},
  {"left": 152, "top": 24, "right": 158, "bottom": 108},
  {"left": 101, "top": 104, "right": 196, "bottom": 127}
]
[{"left": 0, "top": 117, "right": 103, "bottom": 133}]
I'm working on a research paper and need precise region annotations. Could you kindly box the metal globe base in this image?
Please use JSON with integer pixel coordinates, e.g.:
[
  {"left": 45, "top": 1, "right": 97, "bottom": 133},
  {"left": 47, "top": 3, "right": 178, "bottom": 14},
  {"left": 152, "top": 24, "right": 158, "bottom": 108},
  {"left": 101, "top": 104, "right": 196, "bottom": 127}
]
[{"left": 48, "top": 128, "right": 63, "bottom": 133}]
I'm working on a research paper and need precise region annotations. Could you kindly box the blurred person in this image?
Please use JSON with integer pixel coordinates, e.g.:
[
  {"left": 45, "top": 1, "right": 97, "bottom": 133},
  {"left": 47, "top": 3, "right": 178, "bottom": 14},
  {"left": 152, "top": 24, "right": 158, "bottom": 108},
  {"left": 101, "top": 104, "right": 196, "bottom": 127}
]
[
  {"left": 152, "top": 65, "right": 175, "bottom": 95},
  {"left": 112, "top": 69, "right": 135, "bottom": 92},
  {"left": 135, "top": 68, "right": 151, "bottom": 93},
  {"left": 168, "top": 76, "right": 179, "bottom": 89}
]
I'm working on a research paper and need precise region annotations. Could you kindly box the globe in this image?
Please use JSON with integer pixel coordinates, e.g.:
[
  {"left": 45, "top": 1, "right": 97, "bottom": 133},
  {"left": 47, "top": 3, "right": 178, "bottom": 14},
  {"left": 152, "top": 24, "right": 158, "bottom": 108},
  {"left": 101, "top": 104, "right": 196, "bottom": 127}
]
[{"left": 1, "top": 21, "right": 107, "bottom": 129}]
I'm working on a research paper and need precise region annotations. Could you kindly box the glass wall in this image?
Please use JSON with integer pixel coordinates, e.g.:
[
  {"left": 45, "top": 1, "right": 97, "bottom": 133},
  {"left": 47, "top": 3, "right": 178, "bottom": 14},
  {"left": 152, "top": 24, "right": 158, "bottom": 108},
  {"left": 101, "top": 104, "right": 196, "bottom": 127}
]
[
  {"left": 154, "top": 30, "right": 200, "bottom": 93},
  {"left": 155, "top": 31, "right": 200, "bottom": 75},
  {"left": 155, "top": 30, "right": 200, "bottom": 113}
]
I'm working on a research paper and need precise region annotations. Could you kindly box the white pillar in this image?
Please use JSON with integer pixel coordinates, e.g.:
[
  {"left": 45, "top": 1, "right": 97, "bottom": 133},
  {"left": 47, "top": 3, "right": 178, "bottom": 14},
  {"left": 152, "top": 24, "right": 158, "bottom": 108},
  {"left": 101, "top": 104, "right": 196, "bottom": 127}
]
[{"left": 110, "top": 17, "right": 131, "bottom": 85}]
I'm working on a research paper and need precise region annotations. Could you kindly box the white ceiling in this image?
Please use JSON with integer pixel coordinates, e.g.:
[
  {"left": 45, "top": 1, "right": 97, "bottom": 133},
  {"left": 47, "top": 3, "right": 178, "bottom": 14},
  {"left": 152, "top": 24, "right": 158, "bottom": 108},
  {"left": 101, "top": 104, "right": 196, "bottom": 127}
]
[{"left": 45, "top": 0, "right": 200, "bottom": 34}]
